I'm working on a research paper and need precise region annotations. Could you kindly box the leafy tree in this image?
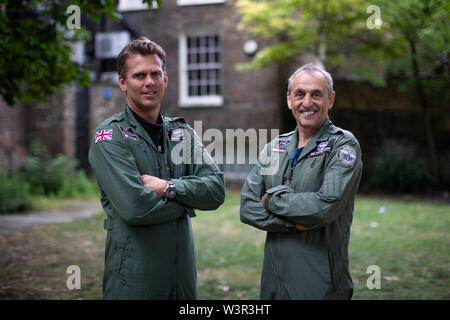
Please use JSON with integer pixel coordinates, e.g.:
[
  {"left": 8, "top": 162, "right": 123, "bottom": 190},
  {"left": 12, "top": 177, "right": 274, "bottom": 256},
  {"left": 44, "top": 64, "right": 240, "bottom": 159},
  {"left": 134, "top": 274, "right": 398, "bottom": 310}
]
[
  {"left": 236, "top": 0, "right": 449, "bottom": 185},
  {"left": 0, "top": 0, "right": 160, "bottom": 106},
  {"left": 371, "top": 0, "right": 449, "bottom": 184}
]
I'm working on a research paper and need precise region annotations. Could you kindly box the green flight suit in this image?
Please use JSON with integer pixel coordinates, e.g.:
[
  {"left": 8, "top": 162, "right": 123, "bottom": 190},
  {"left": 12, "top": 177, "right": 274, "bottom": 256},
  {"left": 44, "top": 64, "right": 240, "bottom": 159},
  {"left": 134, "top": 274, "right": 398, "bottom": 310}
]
[
  {"left": 89, "top": 106, "right": 225, "bottom": 300},
  {"left": 240, "top": 117, "right": 363, "bottom": 299}
]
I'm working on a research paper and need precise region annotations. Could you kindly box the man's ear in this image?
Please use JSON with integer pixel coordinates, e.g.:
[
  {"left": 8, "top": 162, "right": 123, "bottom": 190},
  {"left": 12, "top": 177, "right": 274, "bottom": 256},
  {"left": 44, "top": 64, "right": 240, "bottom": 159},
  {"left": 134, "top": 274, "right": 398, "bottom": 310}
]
[
  {"left": 286, "top": 92, "right": 292, "bottom": 110},
  {"left": 328, "top": 91, "right": 336, "bottom": 110},
  {"left": 118, "top": 75, "right": 127, "bottom": 93},
  {"left": 163, "top": 72, "right": 168, "bottom": 89}
]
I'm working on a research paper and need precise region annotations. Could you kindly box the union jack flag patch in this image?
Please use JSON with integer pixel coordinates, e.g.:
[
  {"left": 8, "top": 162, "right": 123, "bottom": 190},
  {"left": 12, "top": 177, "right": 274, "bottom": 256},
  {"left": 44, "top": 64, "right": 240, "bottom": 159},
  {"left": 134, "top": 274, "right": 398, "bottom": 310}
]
[{"left": 95, "top": 129, "right": 113, "bottom": 143}]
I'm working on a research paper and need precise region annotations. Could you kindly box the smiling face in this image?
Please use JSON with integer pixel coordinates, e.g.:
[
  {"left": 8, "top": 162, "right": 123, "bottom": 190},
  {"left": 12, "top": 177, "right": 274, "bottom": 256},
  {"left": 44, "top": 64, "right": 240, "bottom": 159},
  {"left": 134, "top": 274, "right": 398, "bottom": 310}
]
[
  {"left": 118, "top": 53, "right": 168, "bottom": 115},
  {"left": 287, "top": 70, "right": 335, "bottom": 135}
]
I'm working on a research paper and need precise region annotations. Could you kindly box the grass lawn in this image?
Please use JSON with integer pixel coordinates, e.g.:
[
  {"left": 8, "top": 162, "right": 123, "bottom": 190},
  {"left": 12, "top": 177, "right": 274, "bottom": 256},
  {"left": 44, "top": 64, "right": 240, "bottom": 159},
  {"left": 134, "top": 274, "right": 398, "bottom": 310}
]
[{"left": 0, "top": 192, "right": 448, "bottom": 300}]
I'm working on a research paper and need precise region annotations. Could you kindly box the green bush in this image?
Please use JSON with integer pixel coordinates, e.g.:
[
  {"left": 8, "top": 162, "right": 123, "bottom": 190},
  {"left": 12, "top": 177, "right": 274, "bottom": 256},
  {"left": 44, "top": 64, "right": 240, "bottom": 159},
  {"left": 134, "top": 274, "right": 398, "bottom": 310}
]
[
  {"left": 16, "top": 140, "right": 99, "bottom": 199},
  {"left": 58, "top": 170, "right": 99, "bottom": 198},
  {"left": 0, "top": 172, "right": 32, "bottom": 213},
  {"left": 18, "top": 141, "right": 76, "bottom": 196},
  {"left": 0, "top": 140, "right": 99, "bottom": 212},
  {"left": 371, "top": 154, "right": 429, "bottom": 193}
]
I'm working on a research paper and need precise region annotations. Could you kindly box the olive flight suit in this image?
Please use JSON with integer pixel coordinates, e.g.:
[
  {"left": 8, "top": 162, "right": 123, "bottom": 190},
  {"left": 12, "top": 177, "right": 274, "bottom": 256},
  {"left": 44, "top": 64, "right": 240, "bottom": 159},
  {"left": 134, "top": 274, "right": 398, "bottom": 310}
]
[
  {"left": 240, "top": 117, "right": 362, "bottom": 299},
  {"left": 89, "top": 106, "right": 225, "bottom": 300}
]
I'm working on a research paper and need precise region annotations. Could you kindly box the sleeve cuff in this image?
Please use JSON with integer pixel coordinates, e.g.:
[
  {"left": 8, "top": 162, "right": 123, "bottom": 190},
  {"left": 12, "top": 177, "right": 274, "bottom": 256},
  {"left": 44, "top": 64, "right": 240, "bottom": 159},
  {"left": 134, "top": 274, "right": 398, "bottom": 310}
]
[
  {"left": 172, "top": 178, "right": 186, "bottom": 197},
  {"left": 263, "top": 193, "right": 272, "bottom": 211},
  {"left": 266, "top": 184, "right": 291, "bottom": 195}
]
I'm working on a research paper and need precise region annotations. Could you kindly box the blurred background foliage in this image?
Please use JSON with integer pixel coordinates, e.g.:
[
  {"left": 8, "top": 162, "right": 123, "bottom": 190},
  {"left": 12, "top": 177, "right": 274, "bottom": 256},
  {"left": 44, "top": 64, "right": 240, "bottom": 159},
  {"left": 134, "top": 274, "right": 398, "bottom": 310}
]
[
  {"left": 0, "top": 140, "right": 98, "bottom": 213},
  {"left": 237, "top": 0, "right": 449, "bottom": 188}
]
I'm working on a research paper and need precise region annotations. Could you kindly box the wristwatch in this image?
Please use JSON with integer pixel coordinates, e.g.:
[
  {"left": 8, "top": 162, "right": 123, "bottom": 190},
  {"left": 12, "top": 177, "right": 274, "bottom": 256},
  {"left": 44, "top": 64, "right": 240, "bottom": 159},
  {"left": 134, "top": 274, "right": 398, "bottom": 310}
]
[{"left": 164, "top": 180, "right": 177, "bottom": 199}]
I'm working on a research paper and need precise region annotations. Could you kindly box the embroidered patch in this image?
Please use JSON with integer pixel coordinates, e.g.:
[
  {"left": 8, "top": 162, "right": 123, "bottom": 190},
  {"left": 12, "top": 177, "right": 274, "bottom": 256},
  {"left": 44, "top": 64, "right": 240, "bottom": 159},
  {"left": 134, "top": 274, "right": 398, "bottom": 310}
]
[
  {"left": 272, "top": 147, "right": 286, "bottom": 153},
  {"left": 95, "top": 129, "right": 113, "bottom": 143},
  {"left": 272, "top": 140, "right": 287, "bottom": 153},
  {"left": 337, "top": 145, "right": 357, "bottom": 167},
  {"left": 309, "top": 138, "right": 336, "bottom": 157},
  {"left": 118, "top": 126, "right": 138, "bottom": 141},
  {"left": 277, "top": 140, "right": 287, "bottom": 147},
  {"left": 170, "top": 128, "right": 186, "bottom": 141}
]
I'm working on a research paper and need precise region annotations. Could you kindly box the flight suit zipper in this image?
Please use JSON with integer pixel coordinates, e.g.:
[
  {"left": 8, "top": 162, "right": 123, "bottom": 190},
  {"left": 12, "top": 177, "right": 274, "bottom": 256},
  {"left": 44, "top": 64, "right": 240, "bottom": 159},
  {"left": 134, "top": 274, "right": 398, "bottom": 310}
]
[
  {"left": 299, "top": 158, "right": 317, "bottom": 191},
  {"left": 158, "top": 137, "right": 179, "bottom": 300},
  {"left": 278, "top": 158, "right": 293, "bottom": 298},
  {"left": 276, "top": 157, "right": 317, "bottom": 298},
  {"left": 142, "top": 136, "right": 179, "bottom": 299}
]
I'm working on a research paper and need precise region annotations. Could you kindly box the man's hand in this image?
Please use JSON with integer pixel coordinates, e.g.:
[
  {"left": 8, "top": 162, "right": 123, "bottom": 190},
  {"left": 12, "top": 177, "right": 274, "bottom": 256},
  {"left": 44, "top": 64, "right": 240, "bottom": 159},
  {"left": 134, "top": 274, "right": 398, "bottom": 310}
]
[
  {"left": 141, "top": 175, "right": 167, "bottom": 197},
  {"left": 261, "top": 192, "right": 311, "bottom": 231},
  {"left": 260, "top": 193, "right": 267, "bottom": 204}
]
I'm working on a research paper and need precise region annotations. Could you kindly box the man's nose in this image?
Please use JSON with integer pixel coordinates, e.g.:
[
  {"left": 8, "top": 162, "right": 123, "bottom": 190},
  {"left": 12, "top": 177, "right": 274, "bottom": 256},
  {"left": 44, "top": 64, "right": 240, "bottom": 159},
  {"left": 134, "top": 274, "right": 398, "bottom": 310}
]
[
  {"left": 303, "top": 94, "right": 312, "bottom": 107},
  {"left": 144, "top": 75, "right": 154, "bottom": 86}
]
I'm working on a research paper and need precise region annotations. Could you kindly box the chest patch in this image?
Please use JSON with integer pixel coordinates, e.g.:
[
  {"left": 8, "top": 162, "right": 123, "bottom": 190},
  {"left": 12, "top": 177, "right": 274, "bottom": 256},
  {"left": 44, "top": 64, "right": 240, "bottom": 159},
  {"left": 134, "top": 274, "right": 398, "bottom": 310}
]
[
  {"left": 170, "top": 128, "right": 186, "bottom": 141},
  {"left": 309, "top": 138, "right": 336, "bottom": 157},
  {"left": 272, "top": 140, "right": 287, "bottom": 153},
  {"left": 118, "top": 126, "right": 139, "bottom": 141}
]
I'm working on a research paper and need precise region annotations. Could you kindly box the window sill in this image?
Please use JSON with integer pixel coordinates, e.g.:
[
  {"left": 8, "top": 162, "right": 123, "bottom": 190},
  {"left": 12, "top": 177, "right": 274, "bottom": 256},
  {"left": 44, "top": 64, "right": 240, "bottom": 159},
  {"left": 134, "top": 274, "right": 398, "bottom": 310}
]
[{"left": 179, "top": 96, "right": 223, "bottom": 108}]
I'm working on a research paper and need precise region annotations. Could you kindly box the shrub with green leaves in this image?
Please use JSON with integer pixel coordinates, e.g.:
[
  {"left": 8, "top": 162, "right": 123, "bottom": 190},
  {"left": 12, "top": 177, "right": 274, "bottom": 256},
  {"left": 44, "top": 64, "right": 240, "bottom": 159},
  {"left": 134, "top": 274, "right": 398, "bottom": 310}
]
[
  {"left": 17, "top": 141, "right": 75, "bottom": 196},
  {"left": 0, "top": 172, "right": 32, "bottom": 213},
  {"left": 372, "top": 154, "right": 429, "bottom": 193},
  {"left": 16, "top": 140, "right": 99, "bottom": 198},
  {"left": 58, "top": 170, "right": 99, "bottom": 199}
]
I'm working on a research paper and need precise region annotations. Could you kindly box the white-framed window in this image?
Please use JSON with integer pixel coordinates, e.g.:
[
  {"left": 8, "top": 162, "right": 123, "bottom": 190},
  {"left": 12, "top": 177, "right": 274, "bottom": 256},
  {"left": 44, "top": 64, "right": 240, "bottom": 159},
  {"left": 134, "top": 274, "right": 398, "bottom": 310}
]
[
  {"left": 177, "top": 0, "right": 226, "bottom": 6},
  {"left": 179, "top": 33, "right": 223, "bottom": 107},
  {"left": 117, "top": 0, "right": 158, "bottom": 11}
]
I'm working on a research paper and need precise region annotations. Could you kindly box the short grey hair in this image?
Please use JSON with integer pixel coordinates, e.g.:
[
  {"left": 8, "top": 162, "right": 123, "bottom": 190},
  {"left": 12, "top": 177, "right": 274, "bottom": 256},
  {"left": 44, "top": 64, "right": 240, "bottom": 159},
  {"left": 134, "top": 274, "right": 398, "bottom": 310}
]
[{"left": 287, "top": 63, "right": 334, "bottom": 96}]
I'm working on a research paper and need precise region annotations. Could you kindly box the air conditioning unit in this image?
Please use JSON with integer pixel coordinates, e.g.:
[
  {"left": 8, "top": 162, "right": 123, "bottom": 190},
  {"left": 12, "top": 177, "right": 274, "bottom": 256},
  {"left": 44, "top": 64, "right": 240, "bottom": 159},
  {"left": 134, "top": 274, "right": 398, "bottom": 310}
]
[
  {"left": 100, "top": 72, "right": 119, "bottom": 84},
  {"left": 95, "top": 31, "right": 130, "bottom": 59},
  {"left": 69, "top": 41, "right": 85, "bottom": 64}
]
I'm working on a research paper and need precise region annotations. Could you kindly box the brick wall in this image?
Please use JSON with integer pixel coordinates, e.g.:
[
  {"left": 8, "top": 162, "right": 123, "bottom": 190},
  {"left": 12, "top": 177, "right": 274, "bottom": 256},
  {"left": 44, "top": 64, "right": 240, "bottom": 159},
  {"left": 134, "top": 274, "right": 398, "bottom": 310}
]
[
  {"left": 27, "top": 86, "right": 77, "bottom": 160},
  {"left": 0, "top": 99, "right": 28, "bottom": 172}
]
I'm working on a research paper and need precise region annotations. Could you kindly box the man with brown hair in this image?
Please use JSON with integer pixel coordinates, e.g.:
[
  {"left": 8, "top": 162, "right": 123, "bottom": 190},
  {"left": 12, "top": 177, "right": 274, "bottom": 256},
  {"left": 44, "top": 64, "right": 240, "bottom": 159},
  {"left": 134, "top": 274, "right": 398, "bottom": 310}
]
[{"left": 89, "top": 37, "right": 225, "bottom": 299}]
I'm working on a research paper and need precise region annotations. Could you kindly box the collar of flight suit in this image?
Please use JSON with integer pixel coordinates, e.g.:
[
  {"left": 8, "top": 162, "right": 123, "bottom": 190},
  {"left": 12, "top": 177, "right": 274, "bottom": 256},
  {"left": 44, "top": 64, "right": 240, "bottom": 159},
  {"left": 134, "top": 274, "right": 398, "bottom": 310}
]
[
  {"left": 285, "top": 117, "right": 342, "bottom": 163},
  {"left": 123, "top": 105, "right": 168, "bottom": 152}
]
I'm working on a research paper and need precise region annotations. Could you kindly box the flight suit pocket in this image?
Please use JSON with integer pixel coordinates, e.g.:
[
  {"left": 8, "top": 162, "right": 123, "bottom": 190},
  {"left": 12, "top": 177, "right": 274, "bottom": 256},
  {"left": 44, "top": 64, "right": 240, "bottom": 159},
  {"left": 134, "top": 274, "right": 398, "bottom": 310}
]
[
  {"left": 327, "top": 248, "right": 336, "bottom": 288},
  {"left": 114, "top": 235, "right": 131, "bottom": 283},
  {"left": 131, "top": 142, "right": 159, "bottom": 176}
]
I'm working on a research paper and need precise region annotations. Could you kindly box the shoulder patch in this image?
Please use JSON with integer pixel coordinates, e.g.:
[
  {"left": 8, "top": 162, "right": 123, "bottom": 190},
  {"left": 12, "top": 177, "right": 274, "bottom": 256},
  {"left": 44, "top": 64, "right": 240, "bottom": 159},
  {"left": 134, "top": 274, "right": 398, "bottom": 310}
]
[
  {"left": 95, "top": 129, "right": 113, "bottom": 143},
  {"left": 337, "top": 145, "right": 357, "bottom": 167},
  {"left": 118, "top": 125, "right": 139, "bottom": 141}
]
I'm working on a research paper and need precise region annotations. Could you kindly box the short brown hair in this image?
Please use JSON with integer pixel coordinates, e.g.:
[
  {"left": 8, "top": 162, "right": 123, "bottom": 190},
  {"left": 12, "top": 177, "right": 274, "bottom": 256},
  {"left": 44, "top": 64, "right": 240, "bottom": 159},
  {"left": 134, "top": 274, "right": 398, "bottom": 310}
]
[{"left": 117, "top": 37, "right": 167, "bottom": 79}]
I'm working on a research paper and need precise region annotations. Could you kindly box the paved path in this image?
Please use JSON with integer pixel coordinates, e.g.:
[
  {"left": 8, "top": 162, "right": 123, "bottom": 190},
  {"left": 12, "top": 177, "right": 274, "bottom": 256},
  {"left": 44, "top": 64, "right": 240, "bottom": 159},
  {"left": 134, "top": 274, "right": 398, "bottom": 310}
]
[{"left": 0, "top": 200, "right": 103, "bottom": 236}]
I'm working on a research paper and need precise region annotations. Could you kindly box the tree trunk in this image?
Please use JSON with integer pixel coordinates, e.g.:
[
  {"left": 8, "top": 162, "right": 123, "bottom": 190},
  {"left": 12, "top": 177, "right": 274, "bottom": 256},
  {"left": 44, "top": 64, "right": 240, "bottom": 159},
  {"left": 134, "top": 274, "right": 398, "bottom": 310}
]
[{"left": 409, "top": 39, "right": 439, "bottom": 187}]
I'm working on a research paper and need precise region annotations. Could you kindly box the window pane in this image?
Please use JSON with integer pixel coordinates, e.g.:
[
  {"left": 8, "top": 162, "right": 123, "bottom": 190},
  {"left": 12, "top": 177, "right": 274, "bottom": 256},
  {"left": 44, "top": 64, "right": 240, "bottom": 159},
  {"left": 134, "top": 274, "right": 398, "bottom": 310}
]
[{"left": 185, "top": 34, "right": 221, "bottom": 97}]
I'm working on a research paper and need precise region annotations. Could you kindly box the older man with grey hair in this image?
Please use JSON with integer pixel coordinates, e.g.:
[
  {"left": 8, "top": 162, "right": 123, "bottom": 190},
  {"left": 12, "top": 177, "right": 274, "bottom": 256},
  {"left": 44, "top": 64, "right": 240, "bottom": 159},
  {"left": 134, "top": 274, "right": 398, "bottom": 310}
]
[{"left": 240, "top": 63, "right": 363, "bottom": 299}]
